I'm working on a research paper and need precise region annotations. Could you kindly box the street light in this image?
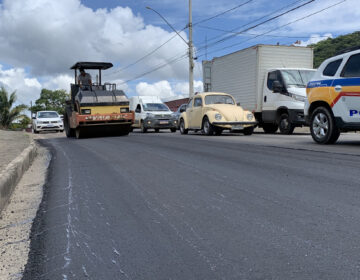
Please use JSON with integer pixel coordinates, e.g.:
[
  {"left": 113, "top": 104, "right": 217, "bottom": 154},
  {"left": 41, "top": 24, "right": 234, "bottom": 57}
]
[{"left": 146, "top": 2, "right": 194, "bottom": 97}]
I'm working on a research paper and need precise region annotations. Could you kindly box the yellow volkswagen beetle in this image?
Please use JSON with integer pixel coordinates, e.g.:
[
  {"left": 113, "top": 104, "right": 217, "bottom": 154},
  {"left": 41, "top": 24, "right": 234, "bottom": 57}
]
[{"left": 179, "top": 92, "right": 257, "bottom": 135}]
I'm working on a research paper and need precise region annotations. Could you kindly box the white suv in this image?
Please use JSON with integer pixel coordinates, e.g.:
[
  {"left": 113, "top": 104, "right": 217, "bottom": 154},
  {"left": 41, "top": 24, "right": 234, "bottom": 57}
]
[{"left": 32, "top": 111, "right": 64, "bottom": 133}]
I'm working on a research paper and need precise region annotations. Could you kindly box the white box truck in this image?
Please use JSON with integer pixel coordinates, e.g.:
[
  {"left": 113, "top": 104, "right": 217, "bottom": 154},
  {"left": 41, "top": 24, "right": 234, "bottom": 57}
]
[
  {"left": 129, "top": 96, "right": 177, "bottom": 133},
  {"left": 203, "top": 44, "right": 316, "bottom": 134}
]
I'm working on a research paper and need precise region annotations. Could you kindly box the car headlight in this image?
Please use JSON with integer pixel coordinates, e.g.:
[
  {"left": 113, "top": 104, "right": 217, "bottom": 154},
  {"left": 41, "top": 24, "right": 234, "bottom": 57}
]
[
  {"left": 247, "top": 113, "right": 254, "bottom": 121},
  {"left": 146, "top": 113, "right": 155, "bottom": 118},
  {"left": 290, "top": 93, "right": 305, "bottom": 102},
  {"left": 215, "top": 113, "right": 222, "bottom": 120}
]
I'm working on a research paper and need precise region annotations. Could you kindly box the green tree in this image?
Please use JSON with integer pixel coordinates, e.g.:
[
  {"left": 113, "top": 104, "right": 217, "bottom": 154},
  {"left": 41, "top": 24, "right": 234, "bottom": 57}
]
[
  {"left": 9, "top": 115, "right": 31, "bottom": 130},
  {"left": 311, "top": 31, "right": 360, "bottom": 68},
  {"left": 0, "top": 87, "right": 28, "bottom": 129},
  {"left": 32, "top": 89, "right": 69, "bottom": 115}
]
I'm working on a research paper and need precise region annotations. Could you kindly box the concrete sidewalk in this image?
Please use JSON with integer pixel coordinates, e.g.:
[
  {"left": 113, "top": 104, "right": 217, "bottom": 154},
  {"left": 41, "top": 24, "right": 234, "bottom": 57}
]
[{"left": 0, "top": 130, "right": 37, "bottom": 212}]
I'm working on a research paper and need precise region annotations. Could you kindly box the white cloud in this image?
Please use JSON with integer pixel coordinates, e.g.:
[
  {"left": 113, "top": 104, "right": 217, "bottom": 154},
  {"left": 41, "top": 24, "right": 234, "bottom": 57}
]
[
  {"left": 0, "top": 0, "right": 189, "bottom": 81},
  {"left": 275, "top": 0, "right": 360, "bottom": 35},
  {"left": 0, "top": 65, "right": 41, "bottom": 105},
  {"left": 135, "top": 80, "right": 203, "bottom": 101},
  {"left": 136, "top": 81, "right": 175, "bottom": 98},
  {"left": 43, "top": 75, "right": 73, "bottom": 92}
]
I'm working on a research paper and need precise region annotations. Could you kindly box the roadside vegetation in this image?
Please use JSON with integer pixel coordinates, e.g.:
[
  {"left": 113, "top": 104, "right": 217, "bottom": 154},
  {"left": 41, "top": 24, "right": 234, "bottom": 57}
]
[
  {"left": 311, "top": 31, "right": 360, "bottom": 68},
  {"left": 0, "top": 87, "right": 28, "bottom": 130},
  {"left": 30, "top": 89, "right": 69, "bottom": 115}
]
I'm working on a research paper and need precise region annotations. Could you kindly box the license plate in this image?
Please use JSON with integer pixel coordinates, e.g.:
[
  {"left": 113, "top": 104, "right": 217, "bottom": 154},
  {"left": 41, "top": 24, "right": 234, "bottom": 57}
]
[
  {"left": 232, "top": 125, "right": 243, "bottom": 130},
  {"left": 159, "top": 120, "right": 168, "bottom": 124},
  {"left": 47, "top": 125, "right": 54, "bottom": 127}
]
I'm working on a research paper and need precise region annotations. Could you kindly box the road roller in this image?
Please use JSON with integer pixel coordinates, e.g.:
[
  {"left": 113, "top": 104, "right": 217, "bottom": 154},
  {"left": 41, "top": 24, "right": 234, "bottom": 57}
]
[{"left": 64, "top": 62, "right": 134, "bottom": 139}]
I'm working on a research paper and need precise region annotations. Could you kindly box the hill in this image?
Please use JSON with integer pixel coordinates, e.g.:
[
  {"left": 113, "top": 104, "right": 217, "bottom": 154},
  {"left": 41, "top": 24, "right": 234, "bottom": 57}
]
[{"left": 311, "top": 31, "right": 360, "bottom": 68}]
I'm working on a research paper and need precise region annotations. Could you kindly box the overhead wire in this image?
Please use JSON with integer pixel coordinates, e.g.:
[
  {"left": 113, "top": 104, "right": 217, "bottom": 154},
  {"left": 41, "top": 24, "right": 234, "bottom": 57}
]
[
  {"left": 196, "top": 0, "right": 347, "bottom": 59},
  {"left": 196, "top": 0, "right": 315, "bottom": 52},
  {"left": 112, "top": 0, "right": 255, "bottom": 76},
  {"left": 118, "top": 0, "right": 315, "bottom": 84},
  {"left": 116, "top": 0, "right": 346, "bottom": 85},
  {"left": 195, "top": 0, "right": 310, "bottom": 50},
  {"left": 192, "top": 0, "right": 253, "bottom": 26},
  {"left": 197, "top": 25, "right": 334, "bottom": 39}
]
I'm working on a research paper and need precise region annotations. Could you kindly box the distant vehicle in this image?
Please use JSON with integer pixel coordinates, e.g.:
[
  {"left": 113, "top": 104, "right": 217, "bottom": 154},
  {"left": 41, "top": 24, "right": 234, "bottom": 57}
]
[
  {"left": 179, "top": 92, "right": 257, "bottom": 136},
  {"left": 173, "top": 104, "right": 187, "bottom": 129},
  {"left": 305, "top": 47, "right": 360, "bottom": 144},
  {"left": 203, "top": 44, "right": 316, "bottom": 134},
  {"left": 64, "top": 62, "right": 134, "bottom": 139},
  {"left": 32, "top": 111, "right": 64, "bottom": 133},
  {"left": 129, "top": 96, "right": 177, "bottom": 133}
]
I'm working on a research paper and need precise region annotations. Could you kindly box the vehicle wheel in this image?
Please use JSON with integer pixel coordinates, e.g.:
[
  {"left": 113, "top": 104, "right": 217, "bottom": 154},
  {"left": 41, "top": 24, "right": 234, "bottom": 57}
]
[
  {"left": 170, "top": 128, "right": 176, "bottom": 133},
  {"left": 140, "top": 121, "right": 147, "bottom": 133},
  {"left": 60, "top": 130, "right": 64, "bottom": 133},
  {"left": 64, "top": 115, "right": 75, "bottom": 138},
  {"left": 279, "top": 113, "right": 295, "bottom": 135},
  {"left": 33, "top": 128, "right": 39, "bottom": 134},
  {"left": 155, "top": 128, "right": 160, "bottom": 133},
  {"left": 202, "top": 116, "right": 214, "bottom": 136},
  {"left": 262, "top": 123, "right": 278, "bottom": 133},
  {"left": 214, "top": 128, "right": 223, "bottom": 135},
  {"left": 179, "top": 119, "right": 188, "bottom": 135},
  {"left": 243, "top": 126, "right": 254, "bottom": 135},
  {"left": 310, "top": 106, "right": 340, "bottom": 144}
]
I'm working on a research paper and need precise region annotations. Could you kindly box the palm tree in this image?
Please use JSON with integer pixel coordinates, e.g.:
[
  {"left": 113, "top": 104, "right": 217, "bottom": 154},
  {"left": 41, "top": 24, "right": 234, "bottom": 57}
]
[{"left": 0, "top": 87, "right": 28, "bottom": 129}]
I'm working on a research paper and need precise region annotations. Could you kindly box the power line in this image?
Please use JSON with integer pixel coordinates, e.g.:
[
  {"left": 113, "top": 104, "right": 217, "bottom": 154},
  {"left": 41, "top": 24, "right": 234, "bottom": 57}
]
[
  {"left": 119, "top": 52, "right": 188, "bottom": 85},
  {"left": 193, "top": 0, "right": 253, "bottom": 26},
  {"left": 112, "top": 31, "right": 184, "bottom": 75},
  {"left": 197, "top": 25, "right": 334, "bottom": 39},
  {"left": 196, "top": 0, "right": 315, "bottom": 52},
  {"left": 111, "top": 1, "right": 255, "bottom": 75},
  {"left": 197, "top": 0, "right": 346, "bottom": 59},
  {"left": 115, "top": 0, "right": 343, "bottom": 86},
  {"left": 195, "top": 0, "right": 309, "bottom": 49}
]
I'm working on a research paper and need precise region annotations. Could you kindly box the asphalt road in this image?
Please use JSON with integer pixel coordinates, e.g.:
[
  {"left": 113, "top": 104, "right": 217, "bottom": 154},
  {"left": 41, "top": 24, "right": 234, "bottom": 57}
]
[{"left": 24, "top": 130, "right": 360, "bottom": 279}]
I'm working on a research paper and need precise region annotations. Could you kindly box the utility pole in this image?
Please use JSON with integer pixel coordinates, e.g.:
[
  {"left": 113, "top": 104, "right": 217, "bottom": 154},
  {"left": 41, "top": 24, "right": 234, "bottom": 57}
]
[
  {"left": 146, "top": 4, "right": 194, "bottom": 98},
  {"left": 188, "top": 0, "right": 194, "bottom": 98}
]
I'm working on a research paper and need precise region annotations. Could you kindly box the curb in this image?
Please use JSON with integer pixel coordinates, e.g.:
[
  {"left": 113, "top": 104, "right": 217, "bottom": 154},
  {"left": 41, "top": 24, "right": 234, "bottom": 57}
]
[{"left": 0, "top": 141, "right": 38, "bottom": 213}]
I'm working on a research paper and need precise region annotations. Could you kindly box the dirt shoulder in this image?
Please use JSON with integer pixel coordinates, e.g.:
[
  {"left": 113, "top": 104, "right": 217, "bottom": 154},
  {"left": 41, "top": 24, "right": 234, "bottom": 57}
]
[{"left": 0, "top": 145, "right": 50, "bottom": 280}]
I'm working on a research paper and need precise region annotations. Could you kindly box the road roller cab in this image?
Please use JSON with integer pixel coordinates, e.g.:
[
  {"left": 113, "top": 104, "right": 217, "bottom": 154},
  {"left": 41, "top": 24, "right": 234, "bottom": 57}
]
[{"left": 64, "top": 62, "right": 134, "bottom": 138}]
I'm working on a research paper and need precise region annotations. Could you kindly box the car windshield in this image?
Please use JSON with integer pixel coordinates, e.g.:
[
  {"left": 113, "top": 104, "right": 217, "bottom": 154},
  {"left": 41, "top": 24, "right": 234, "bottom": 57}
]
[
  {"left": 38, "top": 112, "right": 59, "bottom": 118},
  {"left": 205, "top": 95, "right": 235, "bottom": 105},
  {"left": 281, "top": 70, "right": 316, "bottom": 88},
  {"left": 143, "top": 103, "right": 169, "bottom": 111}
]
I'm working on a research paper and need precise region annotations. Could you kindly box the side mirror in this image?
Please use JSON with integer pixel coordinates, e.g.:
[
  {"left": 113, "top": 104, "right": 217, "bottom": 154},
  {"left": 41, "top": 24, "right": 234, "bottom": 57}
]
[
  {"left": 237, "top": 102, "right": 241, "bottom": 106},
  {"left": 180, "top": 105, "right": 187, "bottom": 113},
  {"left": 135, "top": 108, "right": 141, "bottom": 113},
  {"left": 32, "top": 116, "right": 36, "bottom": 120},
  {"left": 272, "top": 80, "right": 284, "bottom": 93}
]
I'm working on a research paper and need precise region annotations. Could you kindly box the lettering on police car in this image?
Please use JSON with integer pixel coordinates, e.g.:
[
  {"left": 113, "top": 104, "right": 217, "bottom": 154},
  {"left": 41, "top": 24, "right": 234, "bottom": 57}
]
[{"left": 350, "top": 110, "right": 359, "bottom": 117}]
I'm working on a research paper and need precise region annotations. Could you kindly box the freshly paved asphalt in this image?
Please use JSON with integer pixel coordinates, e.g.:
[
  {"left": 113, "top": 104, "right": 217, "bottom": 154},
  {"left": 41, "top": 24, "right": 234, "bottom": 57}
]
[{"left": 23, "top": 131, "right": 360, "bottom": 279}]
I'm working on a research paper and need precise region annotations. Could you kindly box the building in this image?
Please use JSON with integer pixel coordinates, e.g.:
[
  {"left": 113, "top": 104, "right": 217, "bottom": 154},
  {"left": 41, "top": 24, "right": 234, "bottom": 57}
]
[{"left": 164, "top": 98, "right": 189, "bottom": 112}]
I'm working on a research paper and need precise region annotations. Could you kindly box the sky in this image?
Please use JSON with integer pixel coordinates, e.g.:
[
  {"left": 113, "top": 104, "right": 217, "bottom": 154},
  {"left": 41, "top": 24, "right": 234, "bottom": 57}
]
[{"left": 0, "top": 0, "right": 358, "bottom": 107}]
